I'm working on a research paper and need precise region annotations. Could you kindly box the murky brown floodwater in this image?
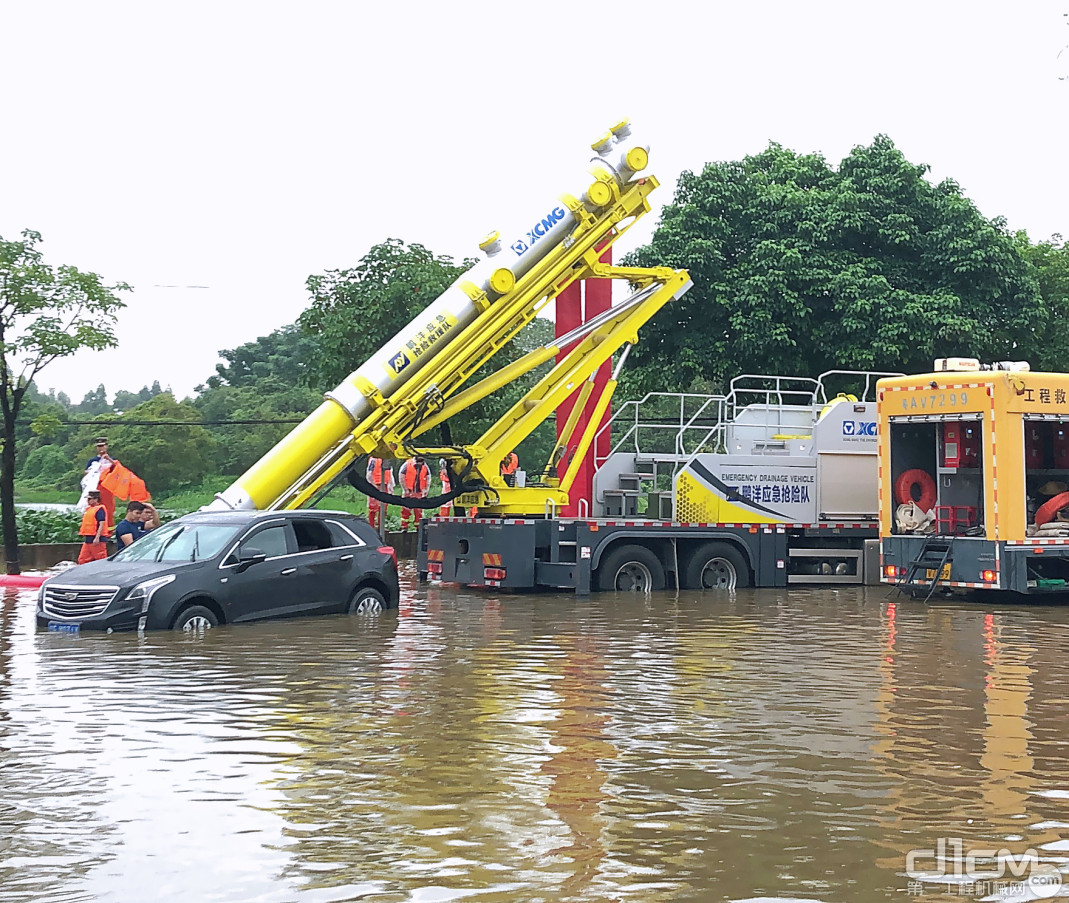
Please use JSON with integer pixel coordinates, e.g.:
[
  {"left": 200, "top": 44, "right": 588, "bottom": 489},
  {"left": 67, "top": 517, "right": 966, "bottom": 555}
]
[{"left": 2, "top": 570, "right": 1069, "bottom": 903}]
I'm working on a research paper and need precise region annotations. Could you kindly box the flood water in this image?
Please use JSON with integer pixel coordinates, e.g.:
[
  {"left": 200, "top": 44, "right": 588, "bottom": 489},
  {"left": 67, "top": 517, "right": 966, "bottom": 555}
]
[{"left": 2, "top": 572, "right": 1069, "bottom": 903}]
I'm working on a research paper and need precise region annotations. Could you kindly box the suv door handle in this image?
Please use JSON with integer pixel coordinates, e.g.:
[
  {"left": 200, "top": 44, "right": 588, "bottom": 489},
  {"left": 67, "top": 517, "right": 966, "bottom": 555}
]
[
  {"left": 339, "top": 554, "right": 354, "bottom": 561},
  {"left": 280, "top": 567, "right": 297, "bottom": 575}
]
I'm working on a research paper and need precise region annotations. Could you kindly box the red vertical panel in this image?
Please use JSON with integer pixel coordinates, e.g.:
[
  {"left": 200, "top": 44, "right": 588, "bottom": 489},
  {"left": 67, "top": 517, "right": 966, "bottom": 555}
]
[
  {"left": 555, "top": 279, "right": 584, "bottom": 503},
  {"left": 553, "top": 246, "right": 613, "bottom": 517},
  {"left": 567, "top": 245, "right": 612, "bottom": 516}
]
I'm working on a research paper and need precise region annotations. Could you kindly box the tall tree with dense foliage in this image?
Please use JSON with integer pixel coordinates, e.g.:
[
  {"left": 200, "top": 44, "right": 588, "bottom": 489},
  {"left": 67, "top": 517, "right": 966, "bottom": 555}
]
[
  {"left": 299, "top": 239, "right": 558, "bottom": 464},
  {"left": 299, "top": 239, "right": 475, "bottom": 386},
  {"left": 206, "top": 325, "right": 317, "bottom": 390},
  {"left": 104, "top": 393, "right": 214, "bottom": 489},
  {"left": 1015, "top": 232, "right": 1069, "bottom": 371},
  {"left": 0, "top": 230, "right": 128, "bottom": 573},
  {"left": 623, "top": 136, "right": 1043, "bottom": 394},
  {"left": 195, "top": 378, "right": 321, "bottom": 475}
]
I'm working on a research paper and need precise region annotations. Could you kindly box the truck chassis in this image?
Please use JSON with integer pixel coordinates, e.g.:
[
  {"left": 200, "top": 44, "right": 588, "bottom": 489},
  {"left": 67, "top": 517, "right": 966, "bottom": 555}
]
[{"left": 420, "top": 516, "right": 880, "bottom": 592}]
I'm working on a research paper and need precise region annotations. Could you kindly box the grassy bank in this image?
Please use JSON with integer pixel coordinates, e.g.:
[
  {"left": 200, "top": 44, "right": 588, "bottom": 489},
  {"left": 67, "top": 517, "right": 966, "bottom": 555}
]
[{"left": 13, "top": 486, "right": 76, "bottom": 505}]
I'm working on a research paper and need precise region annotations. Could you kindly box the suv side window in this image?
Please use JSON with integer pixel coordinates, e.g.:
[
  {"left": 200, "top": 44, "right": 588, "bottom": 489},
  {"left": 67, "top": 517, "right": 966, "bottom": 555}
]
[
  {"left": 327, "top": 520, "right": 367, "bottom": 547},
  {"left": 224, "top": 524, "right": 292, "bottom": 566},
  {"left": 292, "top": 520, "right": 334, "bottom": 553}
]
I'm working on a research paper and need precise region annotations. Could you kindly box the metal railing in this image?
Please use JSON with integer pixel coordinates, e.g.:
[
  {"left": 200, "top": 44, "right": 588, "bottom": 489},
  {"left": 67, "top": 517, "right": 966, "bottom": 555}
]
[
  {"left": 593, "top": 391, "right": 730, "bottom": 468},
  {"left": 593, "top": 370, "right": 903, "bottom": 483}
]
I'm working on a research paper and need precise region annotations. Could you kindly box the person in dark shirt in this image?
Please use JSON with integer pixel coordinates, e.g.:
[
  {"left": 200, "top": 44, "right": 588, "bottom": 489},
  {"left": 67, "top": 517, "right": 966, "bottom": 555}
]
[
  {"left": 140, "top": 501, "right": 160, "bottom": 534},
  {"left": 115, "top": 501, "right": 147, "bottom": 548}
]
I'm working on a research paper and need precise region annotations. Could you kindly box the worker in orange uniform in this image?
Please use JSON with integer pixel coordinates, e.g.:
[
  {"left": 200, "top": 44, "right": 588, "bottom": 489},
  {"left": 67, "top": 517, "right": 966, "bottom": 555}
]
[
  {"left": 500, "top": 451, "right": 519, "bottom": 486},
  {"left": 365, "top": 457, "right": 395, "bottom": 530},
  {"left": 439, "top": 458, "right": 452, "bottom": 517},
  {"left": 398, "top": 455, "right": 431, "bottom": 531},
  {"left": 77, "top": 489, "right": 112, "bottom": 564}
]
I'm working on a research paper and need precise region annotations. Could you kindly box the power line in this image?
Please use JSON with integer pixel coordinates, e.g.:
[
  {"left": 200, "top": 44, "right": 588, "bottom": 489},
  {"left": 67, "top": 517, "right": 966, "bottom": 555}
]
[{"left": 21, "top": 418, "right": 311, "bottom": 426}]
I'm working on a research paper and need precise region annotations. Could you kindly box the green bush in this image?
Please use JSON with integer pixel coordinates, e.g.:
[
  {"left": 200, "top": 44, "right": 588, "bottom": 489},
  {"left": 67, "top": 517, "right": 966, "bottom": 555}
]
[
  {"left": 19, "top": 445, "right": 81, "bottom": 490},
  {"left": 1, "top": 508, "right": 84, "bottom": 544}
]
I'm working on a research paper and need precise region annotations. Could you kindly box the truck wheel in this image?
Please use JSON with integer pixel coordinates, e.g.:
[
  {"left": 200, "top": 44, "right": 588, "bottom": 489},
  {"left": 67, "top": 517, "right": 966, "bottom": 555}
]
[
  {"left": 597, "top": 544, "right": 665, "bottom": 592},
  {"left": 685, "top": 542, "right": 751, "bottom": 590}
]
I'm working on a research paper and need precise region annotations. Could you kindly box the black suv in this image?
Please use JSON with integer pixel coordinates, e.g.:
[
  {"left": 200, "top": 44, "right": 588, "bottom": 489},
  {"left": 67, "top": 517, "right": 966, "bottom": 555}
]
[{"left": 36, "top": 510, "right": 399, "bottom": 633}]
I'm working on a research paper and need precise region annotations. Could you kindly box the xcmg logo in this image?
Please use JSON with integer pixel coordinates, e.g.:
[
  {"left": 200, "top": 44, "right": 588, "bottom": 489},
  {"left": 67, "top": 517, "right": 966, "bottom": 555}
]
[
  {"left": 843, "top": 420, "right": 877, "bottom": 436},
  {"left": 511, "top": 206, "right": 568, "bottom": 256}
]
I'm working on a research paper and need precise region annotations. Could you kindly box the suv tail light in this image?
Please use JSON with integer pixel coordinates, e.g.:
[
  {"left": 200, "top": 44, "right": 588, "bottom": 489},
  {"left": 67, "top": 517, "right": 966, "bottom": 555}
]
[{"left": 378, "top": 546, "right": 397, "bottom": 568}]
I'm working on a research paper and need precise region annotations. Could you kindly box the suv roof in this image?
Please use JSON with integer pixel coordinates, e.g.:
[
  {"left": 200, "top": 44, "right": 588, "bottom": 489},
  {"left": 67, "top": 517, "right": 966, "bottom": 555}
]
[{"left": 183, "top": 509, "right": 363, "bottom": 525}]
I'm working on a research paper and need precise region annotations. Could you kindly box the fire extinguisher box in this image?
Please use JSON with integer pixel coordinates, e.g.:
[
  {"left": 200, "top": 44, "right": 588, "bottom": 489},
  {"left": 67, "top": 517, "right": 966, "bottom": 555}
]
[{"left": 943, "top": 423, "right": 962, "bottom": 467}]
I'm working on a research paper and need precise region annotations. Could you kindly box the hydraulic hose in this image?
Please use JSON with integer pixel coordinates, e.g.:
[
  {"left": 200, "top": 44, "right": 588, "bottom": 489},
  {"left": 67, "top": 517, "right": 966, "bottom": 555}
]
[{"left": 346, "top": 454, "right": 487, "bottom": 510}]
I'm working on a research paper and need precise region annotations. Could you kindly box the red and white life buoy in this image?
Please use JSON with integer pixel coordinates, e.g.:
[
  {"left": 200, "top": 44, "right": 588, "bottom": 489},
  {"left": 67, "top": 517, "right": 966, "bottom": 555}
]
[
  {"left": 1035, "top": 491, "right": 1069, "bottom": 526},
  {"left": 894, "top": 468, "right": 938, "bottom": 512}
]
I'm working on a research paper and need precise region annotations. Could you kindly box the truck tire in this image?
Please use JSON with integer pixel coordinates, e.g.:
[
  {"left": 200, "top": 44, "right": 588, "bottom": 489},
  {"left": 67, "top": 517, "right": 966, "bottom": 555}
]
[
  {"left": 596, "top": 544, "right": 665, "bottom": 593},
  {"left": 685, "top": 542, "right": 751, "bottom": 590}
]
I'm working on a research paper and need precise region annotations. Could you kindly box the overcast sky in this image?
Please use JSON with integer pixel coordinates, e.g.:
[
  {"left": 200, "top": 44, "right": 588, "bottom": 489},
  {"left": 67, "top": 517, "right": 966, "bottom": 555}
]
[{"left": 1, "top": 1, "right": 1066, "bottom": 403}]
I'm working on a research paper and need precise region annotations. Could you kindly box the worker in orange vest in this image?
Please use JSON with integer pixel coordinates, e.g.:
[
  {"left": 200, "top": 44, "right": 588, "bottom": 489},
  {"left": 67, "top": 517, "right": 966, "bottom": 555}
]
[
  {"left": 365, "top": 457, "right": 395, "bottom": 529},
  {"left": 439, "top": 458, "right": 452, "bottom": 517},
  {"left": 399, "top": 455, "right": 431, "bottom": 531},
  {"left": 500, "top": 451, "right": 519, "bottom": 485},
  {"left": 77, "top": 490, "right": 112, "bottom": 564}
]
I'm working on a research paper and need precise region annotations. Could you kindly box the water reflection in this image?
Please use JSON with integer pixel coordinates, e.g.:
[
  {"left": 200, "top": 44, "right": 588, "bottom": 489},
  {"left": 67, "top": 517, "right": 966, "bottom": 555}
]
[{"left": 1, "top": 581, "right": 1068, "bottom": 902}]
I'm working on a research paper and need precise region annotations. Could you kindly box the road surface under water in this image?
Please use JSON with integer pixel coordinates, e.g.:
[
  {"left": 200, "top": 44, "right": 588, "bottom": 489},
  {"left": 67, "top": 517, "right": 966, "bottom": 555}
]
[{"left": 2, "top": 571, "right": 1068, "bottom": 902}]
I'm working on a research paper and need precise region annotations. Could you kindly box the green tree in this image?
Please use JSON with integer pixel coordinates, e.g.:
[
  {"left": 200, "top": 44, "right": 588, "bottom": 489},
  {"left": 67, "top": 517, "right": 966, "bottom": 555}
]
[
  {"left": 105, "top": 393, "right": 214, "bottom": 491},
  {"left": 194, "top": 378, "right": 321, "bottom": 475},
  {"left": 73, "top": 383, "right": 110, "bottom": 415},
  {"left": 623, "top": 136, "right": 1043, "bottom": 395},
  {"left": 14, "top": 380, "right": 73, "bottom": 473},
  {"left": 1016, "top": 232, "right": 1069, "bottom": 371},
  {"left": 113, "top": 382, "right": 162, "bottom": 411},
  {"left": 298, "top": 239, "right": 559, "bottom": 467},
  {"left": 207, "top": 324, "right": 317, "bottom": 390},
  {"left": 0, "top": 230, "right": 128, "bottom": 573},
  {"left": 19, "top": 444, "right": 74, "bottom": 488},
  {"left": 299, "top": 239, "right": 475, "bottom": 386}
]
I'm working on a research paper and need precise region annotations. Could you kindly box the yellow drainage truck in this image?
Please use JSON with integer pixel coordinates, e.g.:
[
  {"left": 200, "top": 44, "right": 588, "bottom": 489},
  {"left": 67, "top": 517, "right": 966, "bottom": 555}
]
[{"left": 878, "top": 360, "right": 1069, "bottom": 595}]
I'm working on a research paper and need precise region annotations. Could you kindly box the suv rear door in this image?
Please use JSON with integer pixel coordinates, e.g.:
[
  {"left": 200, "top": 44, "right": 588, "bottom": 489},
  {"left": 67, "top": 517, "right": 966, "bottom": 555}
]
[{"left": 290, "top": 517, "right": 359, "bottom": 614}]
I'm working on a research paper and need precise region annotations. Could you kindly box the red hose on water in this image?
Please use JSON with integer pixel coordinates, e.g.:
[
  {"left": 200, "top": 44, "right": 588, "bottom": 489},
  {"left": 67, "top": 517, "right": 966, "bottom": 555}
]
[{"left": 0, "top": 574, "right": 47, "bottom": 588}]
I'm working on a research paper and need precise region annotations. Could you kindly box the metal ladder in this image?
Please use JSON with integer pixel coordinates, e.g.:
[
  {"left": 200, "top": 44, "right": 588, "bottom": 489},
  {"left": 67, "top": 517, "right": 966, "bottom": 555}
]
[{"left": 904, "top": 536, "right": 955, "bottom": 600}]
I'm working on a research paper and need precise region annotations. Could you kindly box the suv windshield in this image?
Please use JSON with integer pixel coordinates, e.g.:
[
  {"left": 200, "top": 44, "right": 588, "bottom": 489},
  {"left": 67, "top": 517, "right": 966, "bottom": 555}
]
[{"left": 113, "top": 522, "right": 240, "bottom": 563}]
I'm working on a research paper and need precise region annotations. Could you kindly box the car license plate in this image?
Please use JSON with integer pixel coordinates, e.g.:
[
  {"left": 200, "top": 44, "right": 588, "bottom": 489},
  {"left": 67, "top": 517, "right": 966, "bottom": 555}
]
[
  {"left": 925, "top": 564, "right": 951, "bottom": 580},
  {"left": 47, "top": 621, "right": 79, "bottom": 634}
]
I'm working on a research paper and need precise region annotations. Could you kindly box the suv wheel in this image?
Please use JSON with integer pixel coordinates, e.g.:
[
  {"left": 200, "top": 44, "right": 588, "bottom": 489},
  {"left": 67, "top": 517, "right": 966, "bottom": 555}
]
[
  {"left": 173, "top": 605, "right": 219, "bottom": 632},
  {"left": 348, "top": 586, "right": 388, "bottom": 614}
]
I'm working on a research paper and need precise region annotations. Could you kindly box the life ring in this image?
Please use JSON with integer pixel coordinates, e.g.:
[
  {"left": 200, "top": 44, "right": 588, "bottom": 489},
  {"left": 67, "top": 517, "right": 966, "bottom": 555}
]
[
  {"left": 1035, "top": 491, "right": 1069, "bottom": 526},
  {"left": 894, "top": 468, "right": 937, "bottom": 512}
]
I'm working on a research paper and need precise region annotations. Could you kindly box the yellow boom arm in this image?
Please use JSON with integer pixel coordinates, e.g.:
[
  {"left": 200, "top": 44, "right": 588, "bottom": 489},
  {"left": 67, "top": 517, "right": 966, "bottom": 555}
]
[{"left": 207, "top": 121, "right": 691, "bottom": 515}]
